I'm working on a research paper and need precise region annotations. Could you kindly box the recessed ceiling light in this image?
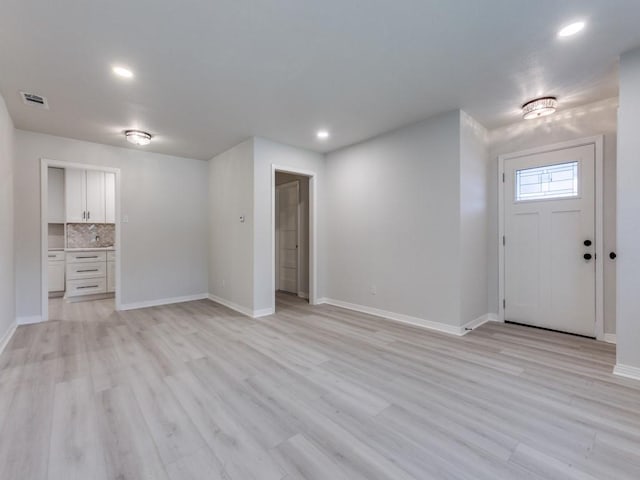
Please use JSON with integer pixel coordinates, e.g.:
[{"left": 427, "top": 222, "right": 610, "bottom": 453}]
[
  {"left": 112, "top": 66, "right": 134, "bottom": 78},
  {"left": 522, "top": 97, "right": 558, "bottom": 120},
  {"left": 125, "top": 130, "right": 152, "bottom": 146},
  {"left": 316, "top": 130, "right": 330, "bottom": 140},
  {"left": 558, "top": 21, "right": 585, "bottom": 37}
]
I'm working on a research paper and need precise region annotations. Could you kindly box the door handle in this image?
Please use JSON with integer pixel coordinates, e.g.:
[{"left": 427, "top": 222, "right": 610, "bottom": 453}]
[
  {"left": 610, "top": 252, "right": 617, "bottom": 260},
  {"left": 583, "top": 253, "right": 592, "bottom": 260}
]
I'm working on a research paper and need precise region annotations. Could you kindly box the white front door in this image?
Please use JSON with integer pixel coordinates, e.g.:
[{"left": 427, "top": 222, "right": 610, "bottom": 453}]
[
  {"left": 276, "top": 181, "right": 299, "bottom": 294},
  {"left": 504, "top": 144, "right": 596, "bottom": 337}
]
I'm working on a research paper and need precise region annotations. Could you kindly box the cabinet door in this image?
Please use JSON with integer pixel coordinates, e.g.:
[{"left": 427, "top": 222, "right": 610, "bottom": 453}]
[
  {"left": 85, "top": 170, "right": 106, "bottom": 223},
  {"left": 105, "top": 172, "right": 116, "bottom": 224},
  {"left": 48, "top": 262, "right": 65, "bottom": 292},
  {"left": 65, "top": 168, "right": 86, "bottom": 223},
  {"left": 107, "top": 261, "right": 115, "bottom": 293}
]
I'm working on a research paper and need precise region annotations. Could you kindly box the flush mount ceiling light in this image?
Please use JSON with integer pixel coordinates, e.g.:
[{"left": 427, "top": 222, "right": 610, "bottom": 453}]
[
  {"left": 522, "top": 97, "right": 558, "bottom": 120},
  {"left": 316, "top": 130, "right": 330, "bottom": 140},
  {"left": 558, "top": 21, "right": 585, "bottom": 37},
  {"left": 125, "top": 129, "right": 152, "bottom": 146},
  {"left": 112, "top": 66, "right": 134, "bottom": 78}
]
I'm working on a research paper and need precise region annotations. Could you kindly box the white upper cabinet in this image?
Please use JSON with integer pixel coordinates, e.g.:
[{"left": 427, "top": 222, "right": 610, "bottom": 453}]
[
  {"left": 47, "top": 167, "right": 65, "bottom": 223},
  {"left": 105, "top": 172, "right": 115, "bottom": 224},
  {"left": 65, "top": 169, "right": 114, "bottom": 224},
  {"left": 65, "top": 168, "right": 86, "bottom": 223},
  {"left": 85, "top": 170, "right": 105, "bottom": 223}
]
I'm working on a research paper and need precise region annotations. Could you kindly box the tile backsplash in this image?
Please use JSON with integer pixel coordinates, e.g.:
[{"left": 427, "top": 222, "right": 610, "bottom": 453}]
[{"left": 67, "top": 223, "right": 115, "bottom": 248}]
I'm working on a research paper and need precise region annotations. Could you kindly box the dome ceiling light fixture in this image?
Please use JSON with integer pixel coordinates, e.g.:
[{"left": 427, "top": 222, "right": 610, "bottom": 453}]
[
  {"left": 522, "top": 97, "right": 558, "bottom": 120},
  {"left": 125, "top": 129, "right": 152, "bottom": 146}
]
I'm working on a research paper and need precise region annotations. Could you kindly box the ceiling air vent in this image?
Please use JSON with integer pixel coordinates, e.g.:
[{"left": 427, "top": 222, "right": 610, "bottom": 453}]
[{"left": 20, "top": 91, "right": 49, "bottom": 109}]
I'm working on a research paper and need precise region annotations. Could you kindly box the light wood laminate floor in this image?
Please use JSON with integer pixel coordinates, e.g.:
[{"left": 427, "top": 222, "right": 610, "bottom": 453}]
[{"left": 1, "top": 294, "right": 639, "bottom": 479}]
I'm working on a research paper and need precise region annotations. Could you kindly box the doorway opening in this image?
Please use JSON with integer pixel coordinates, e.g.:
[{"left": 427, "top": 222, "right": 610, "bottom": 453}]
[
  {"left": 274, "top": 171, "right": 310, "bottom": 310},
  {"left": 41, "top": 159, "right": 121, "bottom": 323}
]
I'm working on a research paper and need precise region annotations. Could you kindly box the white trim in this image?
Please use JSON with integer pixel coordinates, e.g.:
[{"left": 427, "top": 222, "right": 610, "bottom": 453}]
[
  {"left": 253, "top": 308, "right": 275, "bottom": 318},
  {"left": 0, "top": 322, "right": 17, "bottom": 354},
  {"left": 207, "top": 294, "right": 273, "bottom": 319},
  {"left": 497, "top": 136, "right": 605, "bottom": 340},
  {"left": 271, "top": 165, "right": 318, "bottom": 312},
  {"left": 298, "top": 292, "right": 309, "bottom": 299},
  {"left": 17, "top": 315, "right": 44, "bottom": 325},
  {"left": 40, "top": 158, "right": 123, "bottom": 322},
  {"left": 604, "top": 333, "right": 617, "bottom": 344},
  {"left": 120, "top": 293, "right": 208, "bottom": 311},
  {"left": 487, "top": 313, "right": 501, "bottom": 322},
  {"left": 461, "top": 313, "right": 492, "bottom": 333},
  {"left": 316, "top": 298, "right": 492, "bottom": 337},
  {"left": 613, "top": 363, "right": 640, "bottom": 381}
]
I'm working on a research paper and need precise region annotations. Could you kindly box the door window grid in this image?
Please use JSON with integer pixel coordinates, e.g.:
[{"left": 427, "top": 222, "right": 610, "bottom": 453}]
[{"left": 515, "top": 161, "right": 578, "bottom": 201}]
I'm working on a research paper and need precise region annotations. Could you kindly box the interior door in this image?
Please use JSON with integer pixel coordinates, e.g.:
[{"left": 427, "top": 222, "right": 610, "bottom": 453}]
[
  {"left": 277, "top": 181, "right": 299, "bottom": 294},
  {"left": 504, "top": 144, "right": 595, "bottom": 337}
]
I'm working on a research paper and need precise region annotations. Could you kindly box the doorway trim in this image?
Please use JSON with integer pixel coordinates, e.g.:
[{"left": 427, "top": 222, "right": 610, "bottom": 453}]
[
  {"left": 40, "top": 158, "right": 122, "bottom": 322},
  {"left": 271, "top": 164, "right": 317, "bottom": 312},
  {"left": 498, "top": 136, "right": 604, "bottom": 340}
]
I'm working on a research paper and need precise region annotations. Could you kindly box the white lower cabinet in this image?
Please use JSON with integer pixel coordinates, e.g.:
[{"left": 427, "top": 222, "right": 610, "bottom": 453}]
[
  {"left": 48, "top": 251, "right": 65, "bottom": 293},
  {"left": 66, "top": 278, "right": 107, "bottom": 297},
  {"left": 65, "top": 250, "right": 115, "bottom": 298},
  {"left": 107, "top": 261, "right": 115, "bottom": 293}
]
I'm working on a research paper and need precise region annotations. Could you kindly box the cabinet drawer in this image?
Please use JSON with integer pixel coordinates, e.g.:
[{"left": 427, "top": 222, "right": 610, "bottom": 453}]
[
  {"left": 66, "top": 261, "right": 106, "bottom": 280},
  {"left": 66, "top": 251, "right": 107, "bottom": 263},
  {"left": 66, "top": 278, "right": 107, "bottom": 297},
  {"left": 47, "top": 251, "right": 65, "bottom": 262},
  {"left": 107, "top": 251, "right": 116, "bottom": 262}
]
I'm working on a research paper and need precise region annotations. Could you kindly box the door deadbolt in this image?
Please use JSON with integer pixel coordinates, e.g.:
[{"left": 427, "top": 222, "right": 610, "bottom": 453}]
[{"left": 584, "top": 240, "right": 592, "bottom": 246}]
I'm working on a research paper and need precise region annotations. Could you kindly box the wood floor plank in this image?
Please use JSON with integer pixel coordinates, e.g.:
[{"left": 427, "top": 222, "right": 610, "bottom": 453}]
[{"left": 0, "top": 294, "right": 638, "bottom": 480}]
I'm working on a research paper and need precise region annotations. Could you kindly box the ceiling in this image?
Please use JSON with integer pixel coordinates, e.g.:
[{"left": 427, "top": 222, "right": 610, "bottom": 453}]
[{"left": 1, "top": 0, "right": 639, "bottom": 160}]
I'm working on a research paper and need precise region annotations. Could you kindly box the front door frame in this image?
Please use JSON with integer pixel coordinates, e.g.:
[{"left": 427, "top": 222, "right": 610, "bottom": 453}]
[{"left": 498, "top": 135, "right": 604, "bottom": 340}]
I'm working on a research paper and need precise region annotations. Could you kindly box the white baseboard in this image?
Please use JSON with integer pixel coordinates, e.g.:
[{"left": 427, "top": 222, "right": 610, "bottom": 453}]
[
  {"left": 253, "top": 307, "right": 275, "bottom": 318},
  {"left": 461, "top": 313, "right": 492, "bottom": 333},
  {"left": 604, "top": 333, "right": 617, "bottom": 344},
  {"left": 613, "top": 363, "right": 640, "bottom": 381},
  {"left": 17, "top": 315, "right": 44, "bottom": 325},
  {"left": 487, "top": 313, "right": 500, "bottom": 322},
  {"left": 119, "top": 293, "right": 208, "bottom": 311},
  {"left": 298, "top": 292, "right": 309, "bottom": 299},
  {"left": 207, "top": 294, "right": 273, "bottom": 319},
  {"left": 0, "top": 321, "right": 17, "bottom": 355},
  {"left": 316, "top": 298, "right": 489, "bottom": 337}
]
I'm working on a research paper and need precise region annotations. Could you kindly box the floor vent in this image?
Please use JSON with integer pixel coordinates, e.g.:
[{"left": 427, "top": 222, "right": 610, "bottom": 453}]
[{"left": 20, "top": 91, "right": 49, "bottom": 109}]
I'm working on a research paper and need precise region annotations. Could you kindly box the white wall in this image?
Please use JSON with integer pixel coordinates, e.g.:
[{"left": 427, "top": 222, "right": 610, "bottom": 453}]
[
  {"left": 253, "top": 137, "right": 325, "bottom": 313},
  {"left": 325, "top": 110, "right": 465, "bottom": 326},
  {"left": 208, "top": 139, "right": 255, "bottom": 312},
  {"left": 616, "top": 48, "right": 640, "bottom": 370},
  {"left": 14, "top": 130, "right": 209, "bottom": 318},
  {"left": 0, "top": 94, "right": 15, "bottom": 343},
  {"left": 488, "top": 98, "right": 618, "bottom": 334},
  {"left": 460, "top": 112, "right": 489, "bottom": 323}
]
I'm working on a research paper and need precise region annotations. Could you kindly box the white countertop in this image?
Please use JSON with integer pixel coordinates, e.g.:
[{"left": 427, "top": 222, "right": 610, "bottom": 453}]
[{"left": 64, "top": 247, "right": 116, "bottom": 252}]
